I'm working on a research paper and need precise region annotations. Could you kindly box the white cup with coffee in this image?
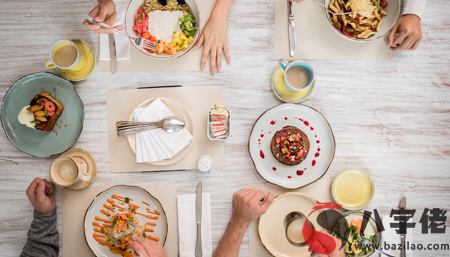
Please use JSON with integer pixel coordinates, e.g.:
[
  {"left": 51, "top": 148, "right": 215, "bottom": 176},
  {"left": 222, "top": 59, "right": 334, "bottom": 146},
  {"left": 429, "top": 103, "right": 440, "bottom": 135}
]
[
  {"left": 279, "top": 59, "right": 315, "bottom": 92},
  {"left": 49, "top": 156, "right": 91, "bottom": 187}
]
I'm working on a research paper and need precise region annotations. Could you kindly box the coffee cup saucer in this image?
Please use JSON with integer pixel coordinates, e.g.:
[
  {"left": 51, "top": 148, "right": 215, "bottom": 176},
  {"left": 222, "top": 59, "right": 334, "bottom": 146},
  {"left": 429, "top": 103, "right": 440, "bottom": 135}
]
[
  {"left": 271, "top": 64, "right": 315, "bottom": 103},
  {"left": 58, "top": 148, "right": 97, "bottom": 191},
  {"left": 55, "top": 39, "right": 95, "bottom": 82}
]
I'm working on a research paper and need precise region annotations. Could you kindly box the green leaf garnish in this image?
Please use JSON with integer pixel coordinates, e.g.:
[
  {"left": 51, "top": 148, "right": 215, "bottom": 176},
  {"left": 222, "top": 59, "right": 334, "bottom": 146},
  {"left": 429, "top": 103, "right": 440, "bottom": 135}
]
[
  {"left": 26, "top": 106, "right": 31, "bottom": 110},
  {"left": 184, "top": 16, "right": 192, "bottom": 22},
  {"left": 30, "top": 120, "right": 41, "bottom": 124},
  {"left": 143, "top": 232, "right": 147, "bottom": 238},
  {"left": 158, "top": 40, "right": 160, "bottom": 43},
  {"left": 179, "top": 43, "right": 184, "bottom": 47},
  {"left": 138, "top": 13, "right": 144, "bottom": 22},
  {"left": 112, "top": 219, "right": 117, "bottom": 227},
  {"left": 374, "top": 1, "right": 382, "bottom": 9},
  {"left": 283, "top": 141, "right": 288, "bottom": 146},
  {"left": 297, "top": 152, "right": 301, "bottom": 157},
  {"left": 125, "top": 197, "right": 129, "bottom": 203},
  {"left": 45, "top": 108, "right": 48, "bottom": 117},
  {"left": 367, "top": 34, "right": 375, "bottom": 38},
  {"left": 36, "top": 99, "right": 45, "bottom": 104},
  {"left": 300, "top": 141, "right": 306, "bottom": 146},
  {"left": 173, "top": 31, "right": 177, "bottom": 34},
  {"left": 282, "top": 148, "right": 288, "bottom": 154},
  {"left": 101, "top": 228, "right": 105, "bottom": 233},
  {"left": 293, "top": 134, "right": 297, "bottom": 141},
  {"left": 130, "top": 215, "right": 134, "bottom": 222}
]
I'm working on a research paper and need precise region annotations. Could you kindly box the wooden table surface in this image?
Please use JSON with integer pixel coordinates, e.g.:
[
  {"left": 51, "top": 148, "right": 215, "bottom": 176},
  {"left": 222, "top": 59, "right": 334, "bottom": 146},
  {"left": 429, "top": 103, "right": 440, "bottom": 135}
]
[{"left": 0, "top": 0, "right": 449, "bottom": 256}]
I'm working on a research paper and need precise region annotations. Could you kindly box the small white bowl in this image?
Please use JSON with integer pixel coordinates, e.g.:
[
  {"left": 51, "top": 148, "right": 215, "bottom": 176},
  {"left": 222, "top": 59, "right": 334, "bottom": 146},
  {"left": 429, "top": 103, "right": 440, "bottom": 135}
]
[
  {"left": 323, "top": 0, "right": 400, "bottom": 42},
  {"left": 331, "top": 168, "right": 375, "bottom": 210},
  {"left": 125, "top": 0, "right": 201, "bottom": 59}
]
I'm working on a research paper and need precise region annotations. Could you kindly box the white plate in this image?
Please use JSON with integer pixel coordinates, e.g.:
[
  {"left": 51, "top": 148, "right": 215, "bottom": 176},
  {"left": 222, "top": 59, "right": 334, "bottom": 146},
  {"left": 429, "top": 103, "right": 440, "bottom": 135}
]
[
  {"left": 127, "top": 97, "right": 194, "bottom": 166},
  {"left": 323, "top": 0, "right": 400, "bottom": 42},
  {"left": 125, "top": 0, "right": 201, "bottom": 60},
  {"left": 249, "top": 103, "right": 335, "bottom": 189},
  {"left": 84, "top": 185, "right": 168, "bottom": 257},
  {"left": 258, "top": 192, "right": 326, "bottom": 257}
]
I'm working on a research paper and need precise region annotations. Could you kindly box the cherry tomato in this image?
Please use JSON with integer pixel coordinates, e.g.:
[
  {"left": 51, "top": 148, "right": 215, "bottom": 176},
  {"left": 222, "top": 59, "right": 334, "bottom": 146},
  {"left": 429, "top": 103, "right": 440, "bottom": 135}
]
[
  {"left": 333, "top": 22, "right": 342, "bottom": 30},
  {"left": 380, "top": 0, "right": 387, "bottom": 8},
  {"left": 370, "top": 25, "right": 377, "bottom": 31}
]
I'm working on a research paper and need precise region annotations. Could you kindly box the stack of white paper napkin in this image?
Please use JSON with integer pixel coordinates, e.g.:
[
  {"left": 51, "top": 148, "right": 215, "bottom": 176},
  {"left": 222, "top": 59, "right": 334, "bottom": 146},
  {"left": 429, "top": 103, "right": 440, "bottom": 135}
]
[{"left": 134, "top": 98, "right": 193, "bottom": 163}]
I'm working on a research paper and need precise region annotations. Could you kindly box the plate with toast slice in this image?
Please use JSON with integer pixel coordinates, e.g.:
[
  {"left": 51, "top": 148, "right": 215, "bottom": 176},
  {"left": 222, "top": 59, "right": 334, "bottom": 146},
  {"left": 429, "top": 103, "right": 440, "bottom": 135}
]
[{"left": 1, "top": 72, "right": 84, "bottom": 157}]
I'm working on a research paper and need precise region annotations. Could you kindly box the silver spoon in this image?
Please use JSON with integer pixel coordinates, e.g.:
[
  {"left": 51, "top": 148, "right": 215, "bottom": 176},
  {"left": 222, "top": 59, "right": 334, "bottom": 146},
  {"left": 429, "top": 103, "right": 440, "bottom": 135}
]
[{"left": 116, "top": 116, "right": 185, "bottom": 137}]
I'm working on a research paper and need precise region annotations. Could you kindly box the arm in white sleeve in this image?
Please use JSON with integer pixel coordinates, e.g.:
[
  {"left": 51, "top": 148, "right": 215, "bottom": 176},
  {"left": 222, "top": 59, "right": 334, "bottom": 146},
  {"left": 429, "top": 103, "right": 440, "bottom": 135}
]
[{"left": 402, "top": 0, "right": 426, "bottom": 19}]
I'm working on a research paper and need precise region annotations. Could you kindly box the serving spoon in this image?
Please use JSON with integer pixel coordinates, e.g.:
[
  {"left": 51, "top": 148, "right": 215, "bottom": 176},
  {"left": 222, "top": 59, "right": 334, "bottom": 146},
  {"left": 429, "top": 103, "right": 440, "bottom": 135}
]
[{"left": 116, "top": 116, "right": 185, "bottom": 137}]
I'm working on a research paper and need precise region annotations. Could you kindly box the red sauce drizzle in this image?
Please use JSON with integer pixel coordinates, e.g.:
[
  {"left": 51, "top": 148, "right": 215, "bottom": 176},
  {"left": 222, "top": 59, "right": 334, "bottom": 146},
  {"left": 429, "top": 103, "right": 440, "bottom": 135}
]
[
  {"left": 312, "top": 160, "right": 316, "bottom": 166},
  {"left": 318, "top": 147, "right": 321, "bottom": 152},
  {"left": 315, "top": 152, "right": 320, "bottom": 158},
  {"left": 287, "top": 176, "right": 292, "bottom": 179},
  {"left": 261, "top": 134, "right": 264, "bottom": 138},
  {"left": 284, "top": 117, "right": 288, "bottom": 120},
  {"left": 297, "top": 170, "right": 304, "bottom": 176},
  {"left": 270, "top": 120, "right": 276, "bottom": 125},
  {"left": 260, "top": 150, "right": 265, "bottom": 159},
  {"left": 303, "top": 120, "right": 309, "bottom": 126},
  {"left": 310, "top": 126, "right": 314, "bottom": 130},
  {"left": 272, "top": 167, "right": 277, "bottom": 171},
  {"left": 316, "top": 140, "right": 320, "bottom": 144}
]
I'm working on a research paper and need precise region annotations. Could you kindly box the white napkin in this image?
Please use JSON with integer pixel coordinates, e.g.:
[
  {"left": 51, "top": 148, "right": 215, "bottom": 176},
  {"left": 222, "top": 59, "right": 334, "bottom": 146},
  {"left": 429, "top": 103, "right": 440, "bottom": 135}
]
[
  {"left": 177, "top": 193, "right": 213, "bottom": 257},
  {"left": 99, "top": 0, "right": 131, "bottom": 60},
  {"left": 134, "top": 98, "right": 193, "bottom": 163},
  {"left": 379, "top": 216, "right": 413, "bottom": 257}
]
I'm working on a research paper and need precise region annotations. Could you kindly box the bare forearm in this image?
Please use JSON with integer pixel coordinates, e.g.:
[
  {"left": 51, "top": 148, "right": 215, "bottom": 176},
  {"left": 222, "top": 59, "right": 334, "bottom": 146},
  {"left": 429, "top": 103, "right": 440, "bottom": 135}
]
[
  {"left": 213, "top": 218, "right": 248, "bottom": 257},
  {"left": 211, "top": 0, "right": 234, "bottom": 18}
]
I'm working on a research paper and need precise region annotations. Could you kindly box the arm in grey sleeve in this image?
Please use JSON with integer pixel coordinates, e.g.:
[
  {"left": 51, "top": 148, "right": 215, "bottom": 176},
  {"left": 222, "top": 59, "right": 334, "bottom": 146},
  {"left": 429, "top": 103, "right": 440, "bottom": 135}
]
[
  {"left": 20, "top": 208, "right": 59, "bottom": 257},
  {"left": 403, "top": 0, "right": 426, "bottom": 19}
]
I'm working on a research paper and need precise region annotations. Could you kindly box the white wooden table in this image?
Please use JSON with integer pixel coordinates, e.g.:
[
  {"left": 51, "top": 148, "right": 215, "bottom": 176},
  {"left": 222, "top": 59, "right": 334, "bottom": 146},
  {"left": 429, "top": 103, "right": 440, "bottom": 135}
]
[{"left": 0, "top": 0, "right": 449, "bottom": 256}]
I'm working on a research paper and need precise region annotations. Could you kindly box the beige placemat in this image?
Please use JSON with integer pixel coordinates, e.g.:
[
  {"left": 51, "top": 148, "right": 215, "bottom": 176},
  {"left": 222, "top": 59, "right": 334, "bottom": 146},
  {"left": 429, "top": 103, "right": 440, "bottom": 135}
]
[
  {"left": 106, "top": 86, "right": 225, "bottom": 172},
  {"left": 61, "top": 185, "right": 178, "bottom": 257},
  {"left": 275, "top": 0, "right": 393, "bottom": 60},
  {"left": 99, "top": 0, "right": 214, "bottom": 72},
  {"left": 247, "top": 179, "right": 336, "bottom": 257}
]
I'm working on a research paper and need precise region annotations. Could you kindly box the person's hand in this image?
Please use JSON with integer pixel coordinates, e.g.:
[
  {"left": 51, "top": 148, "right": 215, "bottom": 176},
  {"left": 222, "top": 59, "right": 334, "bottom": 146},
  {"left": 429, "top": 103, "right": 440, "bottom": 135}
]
[
  {"left": 131, "top": 236, "right": 167, "bottom": 257},
  {"left": 26, "top": 178, "right": 56, "bottom": 215},
  {"left": 290, "top": 0, "right": 304, "bottom": 3},
  {"left": 83, "top": 0, "right": 123, "bottom": 34},
  {"left": 193, "top": 9, "right": 231, "bottom": 75},
  {"left": 386, "top": 14, "right": 422, "bottom": 51},
  {"left": 308, "top": 231, "right": 345, "bottom": 257},
  {"left": 230, "top": 189, "right": 274, "bottom": 227}
]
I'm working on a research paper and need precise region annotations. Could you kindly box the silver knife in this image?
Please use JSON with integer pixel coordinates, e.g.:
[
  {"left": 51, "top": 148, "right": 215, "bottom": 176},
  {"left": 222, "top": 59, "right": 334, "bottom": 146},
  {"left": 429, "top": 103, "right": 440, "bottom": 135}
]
[
  {"left": 288, "top": 0, "right": 296, "bottom": 57},
  {"left": 399, "top": 197, "right": 406, "bottom": 257},
  {"left": 195, "top": 183, "right": 202, "bottom": 257},
  {"left": 108, "top": 34, "right": 117, "bottom": 74}
]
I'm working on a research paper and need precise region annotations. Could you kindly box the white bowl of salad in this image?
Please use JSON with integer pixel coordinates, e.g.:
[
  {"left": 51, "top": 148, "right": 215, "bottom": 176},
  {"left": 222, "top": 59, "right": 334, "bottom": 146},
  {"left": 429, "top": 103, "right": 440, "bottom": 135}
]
[
  {"left": 331, "top": 212, "right": 381, "bottom": 257},
  {"left": 125, "top": 0, "right": 201, "bottom": 59},
  {"left": 324, "top": 0, "right": 400, "bottom": 42}
]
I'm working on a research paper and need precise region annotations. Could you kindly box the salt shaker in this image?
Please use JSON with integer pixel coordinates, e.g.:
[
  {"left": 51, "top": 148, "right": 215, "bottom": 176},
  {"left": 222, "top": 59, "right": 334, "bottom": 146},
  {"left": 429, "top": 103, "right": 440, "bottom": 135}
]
[{"left": 197, "top": 154, "right": 214, "bottom": 172}]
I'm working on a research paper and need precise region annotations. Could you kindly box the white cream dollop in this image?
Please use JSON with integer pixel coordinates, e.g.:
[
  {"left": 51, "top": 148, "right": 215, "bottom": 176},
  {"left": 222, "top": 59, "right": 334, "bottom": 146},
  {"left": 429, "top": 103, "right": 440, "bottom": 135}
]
[
  {"left": 147, "top": 10, "right": 184, "bottom": 42},
  {"left": 18, "top": 105, "right": 36, "bottom": 129}
]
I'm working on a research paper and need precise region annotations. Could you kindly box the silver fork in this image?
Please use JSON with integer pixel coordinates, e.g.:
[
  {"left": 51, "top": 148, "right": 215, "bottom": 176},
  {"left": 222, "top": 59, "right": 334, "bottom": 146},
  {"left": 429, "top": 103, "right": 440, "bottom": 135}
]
[
  {"left": 84, "top": 16, "right": 157, "bottom": 50},
  {"left": 127, "top": 220, "right": 139, "bottom": 257}
]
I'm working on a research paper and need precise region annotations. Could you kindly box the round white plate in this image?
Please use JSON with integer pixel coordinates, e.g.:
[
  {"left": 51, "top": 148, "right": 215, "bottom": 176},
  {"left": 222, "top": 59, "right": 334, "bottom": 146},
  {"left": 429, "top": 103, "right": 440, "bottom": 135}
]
[
  {"left": 249, "top": 103, "right": 335, "bottom": 189},
  {"left": 258, "top": 192, "right": 326, "bottom": 257},
  {"left": 127, "top": 97, "right": 194, "bottom": 166},
  {"left": 84, "top": 185, "right": 168, "bottom": 257},
  {"left": 125, "top": 0, "right": 201, "bottom": 60}
]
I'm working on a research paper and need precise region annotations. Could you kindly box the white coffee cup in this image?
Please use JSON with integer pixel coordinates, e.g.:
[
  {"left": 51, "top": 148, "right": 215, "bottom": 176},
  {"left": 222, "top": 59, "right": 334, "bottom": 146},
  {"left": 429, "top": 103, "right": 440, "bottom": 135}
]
[{"left": 49, "top": 156, "right": 91, "bottom": 187}]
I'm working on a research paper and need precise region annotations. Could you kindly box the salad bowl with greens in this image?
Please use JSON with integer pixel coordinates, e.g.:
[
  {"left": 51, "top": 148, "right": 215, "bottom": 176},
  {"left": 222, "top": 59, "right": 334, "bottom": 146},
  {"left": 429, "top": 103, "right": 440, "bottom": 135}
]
[{"left": 331, "top": 212, "right": 380, "bottom": 257}]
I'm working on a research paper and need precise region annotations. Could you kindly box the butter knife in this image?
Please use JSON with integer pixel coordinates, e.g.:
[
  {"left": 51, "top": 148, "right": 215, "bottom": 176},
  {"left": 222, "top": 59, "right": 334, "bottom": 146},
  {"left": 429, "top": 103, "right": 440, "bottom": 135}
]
[
  {"left": 195, "top": 183, "right": 203, "bottom": 257},
  {"left": 288, "top": 0, "right": 296, "bottom": 57},
  {"left": 399, "top": 197, "right": 406, "bottom": 257},
  {"left": 108, "top": 34, "right": 117, "bottom": 74}
]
